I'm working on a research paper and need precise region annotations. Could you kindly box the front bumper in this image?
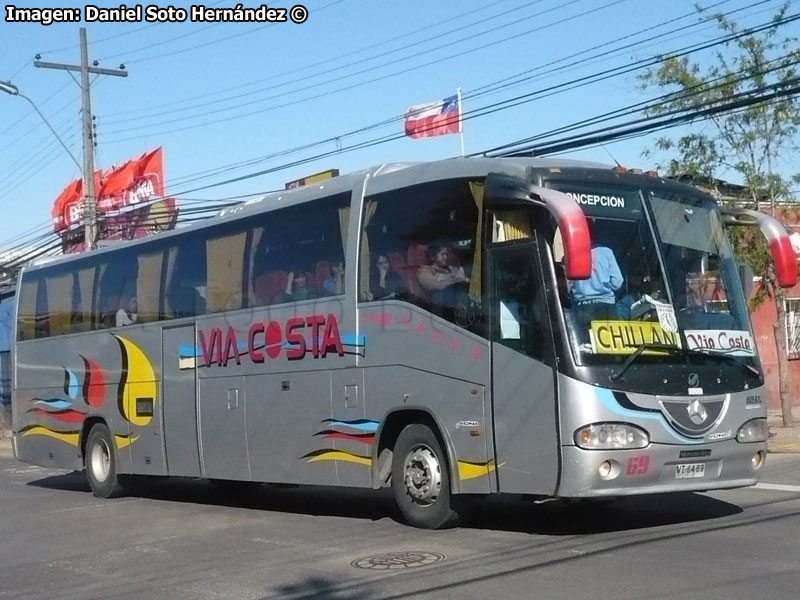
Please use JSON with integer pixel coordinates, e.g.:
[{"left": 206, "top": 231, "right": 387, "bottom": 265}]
[{"left": 558, "top": 441, "right": 766, "bottom": 497}]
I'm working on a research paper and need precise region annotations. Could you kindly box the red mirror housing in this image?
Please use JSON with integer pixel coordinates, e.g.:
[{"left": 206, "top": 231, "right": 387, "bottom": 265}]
[
  {"left": 719, "top": 206, "right": 798, "bottom": 288},
  {"left": 530, "top": 186, "right": 591, "bottom": 280}
]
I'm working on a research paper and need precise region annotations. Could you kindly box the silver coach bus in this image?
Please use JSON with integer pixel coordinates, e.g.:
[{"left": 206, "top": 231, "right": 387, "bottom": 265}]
[{"left": 12, "top": 158, "right": 797, "bottom": 529}]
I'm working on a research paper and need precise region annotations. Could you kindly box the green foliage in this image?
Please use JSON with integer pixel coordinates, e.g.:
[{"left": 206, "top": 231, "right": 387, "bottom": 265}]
[{"left": 639, "top": 2, "right": 800, "bottom": 305}]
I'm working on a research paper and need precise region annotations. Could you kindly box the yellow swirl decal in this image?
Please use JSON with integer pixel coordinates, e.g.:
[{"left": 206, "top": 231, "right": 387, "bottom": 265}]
[
  {"left": 458, "top": 460, "right": 499, "bottom": 481},
  {"left": 113, "top": 335, "right": 158, "bottom": 427}
]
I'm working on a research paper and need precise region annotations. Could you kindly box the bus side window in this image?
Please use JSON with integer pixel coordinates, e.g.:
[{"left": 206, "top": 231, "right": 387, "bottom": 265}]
[
  {"left": 136, "top": 250, "right": 164, "bottom": 323},
  {"left": 248, "top": 193, "right": 350, "bottom": 308},
  {"left": 359, "top": 178, "right": 483, "bottom": 336},
  {"left": 43, "top": 272, "right": 73, "bottom": 337},
  {"left": 207, "top": 229, "right": 247, "bottom": 313},
  {"left": 163, "top": 233, "right": 207, "bottom": 319},
  {"left": 72, "top": 264, "right": 96, "bottom": 333},
  {"left": 16, "top": 278, "right": 38, "bottom": 341},
  {"left": 34, "top": 278, "right": 49, "bottom": 339},
  {"left": 96, "top": 251, "right": 138, "bottom": 329}
]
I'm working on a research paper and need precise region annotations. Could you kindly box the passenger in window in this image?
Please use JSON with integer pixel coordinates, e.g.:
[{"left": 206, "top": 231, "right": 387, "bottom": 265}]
[
  {"left": 284, "top": 269, "right": 314, "bottom": 302},
  {"left": 116, "top": 296, "right": 138, "bottom": 327},
  {"left": 571, "top": 225, "right": 623, "bottom": 330},
  {"left": 371, "top": 254, "right": 405, "bottom": 300},
  {"left": 321, "top": 260, "right": 345, "bottom": 296},
  {"left": 417, "top": 244, "right": 469, "bottom": 292}
]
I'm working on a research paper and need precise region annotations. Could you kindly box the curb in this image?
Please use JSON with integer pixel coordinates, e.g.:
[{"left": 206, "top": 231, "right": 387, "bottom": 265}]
[{"left": 768, "top": 441, "right": 800, "bottom": 454}]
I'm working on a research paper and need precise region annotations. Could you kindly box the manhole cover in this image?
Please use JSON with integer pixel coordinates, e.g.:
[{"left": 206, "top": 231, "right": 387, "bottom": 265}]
[{"left": 351, "top": 551, "right": 446, "bottom": 570}]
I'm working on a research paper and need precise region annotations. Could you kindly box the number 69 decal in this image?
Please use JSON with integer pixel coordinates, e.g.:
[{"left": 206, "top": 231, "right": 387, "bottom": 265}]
[{"left": 626, "top": 455, "right": 650, "bottom": 476}]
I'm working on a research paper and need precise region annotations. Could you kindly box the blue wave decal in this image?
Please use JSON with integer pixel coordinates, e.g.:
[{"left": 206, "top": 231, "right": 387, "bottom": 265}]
[
  {"left": 182, "top": 340, "right": 281, "bottom": 359},
  {"left": 34, "top": 399, "right": 74, "bottom": 410},
  {"left": 63, "top": 368, "right": 80, "bottom": 400},
  {"left": 179, "top": 344, "right": 202, "bottom": 359},
  {"left": 595, "top": 388, "right": 702, "bottom": 444},
  {"left": 341, "top": 333, "right": 366, "bottom": 347},
  {"left": 322, "top": 419, "right": 379, "bottom": 432}
]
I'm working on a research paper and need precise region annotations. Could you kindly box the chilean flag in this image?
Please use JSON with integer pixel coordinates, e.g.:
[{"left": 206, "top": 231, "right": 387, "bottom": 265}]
[{"left": 404, "top": 94, "right": 461, "bottom": 139}]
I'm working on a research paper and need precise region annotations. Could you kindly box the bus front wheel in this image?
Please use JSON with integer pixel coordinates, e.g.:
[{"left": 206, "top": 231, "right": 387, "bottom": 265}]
[
  {"left": 391, "top": 424, "right": 459, "bottom": 529},
  {"left": 85, "top": 423, "right": 127, "bottom": 499}
]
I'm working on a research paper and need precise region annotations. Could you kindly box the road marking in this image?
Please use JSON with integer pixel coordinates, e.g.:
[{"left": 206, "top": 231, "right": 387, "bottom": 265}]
[
  {"left": 754, "top": 483, "right": 800, "bottom": 493},
  {"left": 49, "top": 499, "right": 140, "bottom": 513}
]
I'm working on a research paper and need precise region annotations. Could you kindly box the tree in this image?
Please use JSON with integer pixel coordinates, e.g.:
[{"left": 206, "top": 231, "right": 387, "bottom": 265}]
[{"left": 639, "top": 2, "right": 800, "bottom": 425}]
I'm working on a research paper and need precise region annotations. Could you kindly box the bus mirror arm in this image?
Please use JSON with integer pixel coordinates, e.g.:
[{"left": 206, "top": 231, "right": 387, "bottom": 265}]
[
  {"left": 529, "top": 186, "right": 592, "bottom": 280},
  {"left": 483, "top": 173, "right": 591, "bottom": 279},
  {"left": 719, "top": 206, "right": 798, "bottom": 288}
]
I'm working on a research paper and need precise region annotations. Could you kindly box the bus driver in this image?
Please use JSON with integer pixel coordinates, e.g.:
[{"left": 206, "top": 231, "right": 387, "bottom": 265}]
[{"left": 571, "top": 224, "right": 623, "bottom": 330}]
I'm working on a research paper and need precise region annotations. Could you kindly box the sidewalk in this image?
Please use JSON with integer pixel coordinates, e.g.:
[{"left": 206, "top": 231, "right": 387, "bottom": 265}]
[
  {"left": 0, "top": 436, "right": 11, "bottom": 456},
  {"left": 768, "top": 408, "right": 800, "bottom": 453}
]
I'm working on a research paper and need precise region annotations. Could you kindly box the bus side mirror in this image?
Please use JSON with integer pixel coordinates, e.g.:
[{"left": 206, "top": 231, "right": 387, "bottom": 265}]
[
  {"left": 484, "top": 173, "right": 591, "bottom": 279},
  {"left": 738, "top": 263, "right": 754, "bottom": 300},
  {"left": 720, "top": 206, "right": 798, "bottom": 288}
]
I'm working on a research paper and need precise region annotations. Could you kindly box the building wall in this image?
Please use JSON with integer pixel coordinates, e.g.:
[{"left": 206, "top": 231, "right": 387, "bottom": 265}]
[
  {"left": 742, "top": 206, "right": 800, "bottom": 410},
  {"left": 751, "top": 297, "right": 800, "bottom": 408}
]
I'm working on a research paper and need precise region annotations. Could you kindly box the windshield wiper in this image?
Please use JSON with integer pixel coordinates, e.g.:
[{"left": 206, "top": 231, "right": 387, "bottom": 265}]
[
  {"left": 609, "top": 343, "right": 685, "bottom": 382},
  {"left": 609, "top": 343, "right": 760, "bottom": 383}
]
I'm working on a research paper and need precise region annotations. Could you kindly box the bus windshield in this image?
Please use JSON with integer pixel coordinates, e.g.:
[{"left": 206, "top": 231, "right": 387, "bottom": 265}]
[
  {"left": 549, "top": 182, "right": 756, "bottom": 369},
  {"left": 648, "top": 189, "right": 754, "bottom": 356}
]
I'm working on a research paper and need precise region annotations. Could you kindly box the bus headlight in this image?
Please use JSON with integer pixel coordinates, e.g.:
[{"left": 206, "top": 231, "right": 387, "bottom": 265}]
[
  {"left": 574, "top": 423, "right": 649, "bottom": 450},
  {"left": 737, "top": 419, "right": 769, "bottom": 443}
]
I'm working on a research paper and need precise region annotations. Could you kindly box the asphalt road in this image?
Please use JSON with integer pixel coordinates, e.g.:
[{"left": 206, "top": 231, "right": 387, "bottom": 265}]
[{"left": 2, "top": 448, "right": 800, "bottom": 600}]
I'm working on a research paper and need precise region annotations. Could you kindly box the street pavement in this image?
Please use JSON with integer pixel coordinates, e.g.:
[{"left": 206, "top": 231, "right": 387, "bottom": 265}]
[
  {"left": 2, "top": 439, "right": 800, "bottom": 600},
  {"left": 768, "top": 407, "right": 800, "bottom": 453}
]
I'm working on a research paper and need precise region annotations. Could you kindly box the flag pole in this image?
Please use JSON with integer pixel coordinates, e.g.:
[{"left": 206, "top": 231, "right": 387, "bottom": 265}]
[{"left": 457, "top": 87, "right": 465, "bottom": 157}]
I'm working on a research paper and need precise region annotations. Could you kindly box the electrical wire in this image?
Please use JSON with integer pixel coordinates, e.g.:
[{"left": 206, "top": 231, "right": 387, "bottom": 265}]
[
  {"left": 102, "top": 0, "right": 562, "bottom": 125},
  {"left": 1, "top": 1, "right": 793, "bottom": 267},
  {"left": 117, "top": 0, "right": 349, "bottom": 65},
  {"left": 103, "top": 0, "right": 623, "bottom": 137},
  {"left": 144, "top": 0, "right": 757, "bottom": 191},
  {"left": 104, "top": 0, "right": 526, "bottom": 118}
]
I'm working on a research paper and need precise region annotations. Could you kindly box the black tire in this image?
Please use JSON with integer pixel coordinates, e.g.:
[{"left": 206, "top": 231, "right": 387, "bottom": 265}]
[
  {"left": 84, "top": 423, "right": 127, "bottom": 499},
  {"left": 391, "top": 423, "right": 460, "bottom": 529}
]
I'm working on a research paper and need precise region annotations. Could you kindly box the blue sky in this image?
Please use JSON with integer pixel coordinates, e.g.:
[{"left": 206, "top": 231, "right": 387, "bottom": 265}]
[{"left": 1, "top": 0, "right": 798, "bottom": 247}]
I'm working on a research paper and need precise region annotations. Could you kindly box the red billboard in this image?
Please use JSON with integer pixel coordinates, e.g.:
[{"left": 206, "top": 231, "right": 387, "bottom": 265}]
[{"left": 51, "top": 147, "right": 178, "bottom": 253}]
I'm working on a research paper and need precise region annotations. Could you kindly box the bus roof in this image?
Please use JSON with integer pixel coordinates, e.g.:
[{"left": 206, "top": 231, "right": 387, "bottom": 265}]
[{"left": 21, "top": 156, "right": 686, "bottom": 275}]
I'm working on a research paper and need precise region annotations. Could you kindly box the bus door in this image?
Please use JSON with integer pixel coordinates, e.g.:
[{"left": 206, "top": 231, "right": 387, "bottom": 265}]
[
  {"left": 162, "top": 324, "right": 201, "bottom": 477},
  {"left": 488, "top": 239, "right": 560, "bottom": 495}
]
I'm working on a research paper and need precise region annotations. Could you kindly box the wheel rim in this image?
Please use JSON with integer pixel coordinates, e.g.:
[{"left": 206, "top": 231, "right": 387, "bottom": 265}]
[
  {"left": 403, "top": 444, "right": 442, "bottom": 505},
  {"left": 90, "top": 438, "right": 111, "bottom": 483}
]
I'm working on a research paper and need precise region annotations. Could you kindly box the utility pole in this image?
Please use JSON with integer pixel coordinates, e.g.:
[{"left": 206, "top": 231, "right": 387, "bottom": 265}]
[{"left": 34, "top": 27, "right": 127, "bottom": 251}]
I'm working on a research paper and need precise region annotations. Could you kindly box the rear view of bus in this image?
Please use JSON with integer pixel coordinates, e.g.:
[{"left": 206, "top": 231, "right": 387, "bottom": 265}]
[{"left": 535, "top": 166, "right": 794, "bottom": 497}]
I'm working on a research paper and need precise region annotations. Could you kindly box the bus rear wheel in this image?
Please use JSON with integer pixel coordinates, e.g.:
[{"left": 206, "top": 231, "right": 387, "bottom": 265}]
[
  {"left": 85, "top": 423, "right": 127, "bottom": 499},
  {"left": 391, "top": 424, "right": 459, "bottom": 529}
]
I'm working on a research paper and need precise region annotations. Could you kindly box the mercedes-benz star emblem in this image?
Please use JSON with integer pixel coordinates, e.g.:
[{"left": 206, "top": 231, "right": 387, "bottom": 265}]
[
  {"left": 687, "top": 399, "right": 708, "bottom": 425},
  {"left": 687, "top": 373, "right": 700, "bottom": 387}
]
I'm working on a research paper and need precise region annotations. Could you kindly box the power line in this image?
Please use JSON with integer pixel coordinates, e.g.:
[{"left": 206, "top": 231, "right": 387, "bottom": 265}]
[
  {"left": 102, "top": 0, "right": 628, "bottom": 142},
  {"left": 153, "top": 10, "right": 800, "bottom": 197},
  {"left": 146, "top": 0, "right": 753, "bottom": 192},
  {"left": 1, "top": 1, "right": 791, "bottom": 263},
  {"left": 102, "top": 0, "right": 559, "bottom": 125},
  {"left": 34, "top": 0, "right": 231, "bottom": 55},
  {"left": 104, "top": 0, "right": 524, "bottom": 118},
  {"left": 498, "top": 79, "right": 800, "bottom": 158},
  {"left": 117, "top": 0, "right": 349, "bottom": 65}
]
